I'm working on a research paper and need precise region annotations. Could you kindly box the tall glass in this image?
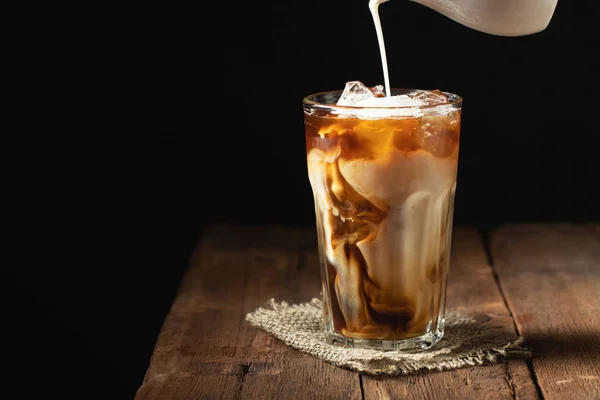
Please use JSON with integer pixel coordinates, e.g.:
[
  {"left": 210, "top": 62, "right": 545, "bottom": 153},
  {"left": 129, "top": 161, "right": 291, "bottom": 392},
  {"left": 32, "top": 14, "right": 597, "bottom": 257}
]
[{"left": 303, "top": 89, "right": 462, "bottom": 351}]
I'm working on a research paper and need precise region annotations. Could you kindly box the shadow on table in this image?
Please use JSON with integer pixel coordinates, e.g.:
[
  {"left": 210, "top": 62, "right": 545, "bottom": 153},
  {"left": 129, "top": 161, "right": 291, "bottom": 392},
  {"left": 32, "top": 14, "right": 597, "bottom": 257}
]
[{"left": 524, "top": 331, "right": 600, "bottom": 361}]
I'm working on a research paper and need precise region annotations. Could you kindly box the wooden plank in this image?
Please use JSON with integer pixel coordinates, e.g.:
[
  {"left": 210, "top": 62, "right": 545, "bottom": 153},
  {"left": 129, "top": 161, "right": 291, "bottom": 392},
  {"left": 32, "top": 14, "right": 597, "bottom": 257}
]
[
  {"left": 134, "top": 225, "right": 362, "bottom": 400},
  {"left": 490, "top": 224, "right": 600, "bottom": 400},
  {"left": 362, "top": 228, "right": 539, "bottom": 400}
]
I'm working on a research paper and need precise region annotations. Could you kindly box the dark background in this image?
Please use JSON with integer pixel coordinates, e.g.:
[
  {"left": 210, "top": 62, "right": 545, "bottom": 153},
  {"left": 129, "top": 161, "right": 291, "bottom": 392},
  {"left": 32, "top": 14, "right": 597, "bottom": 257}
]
[{"left": 17, "top": 1, "right": 600, "bottom": 399}]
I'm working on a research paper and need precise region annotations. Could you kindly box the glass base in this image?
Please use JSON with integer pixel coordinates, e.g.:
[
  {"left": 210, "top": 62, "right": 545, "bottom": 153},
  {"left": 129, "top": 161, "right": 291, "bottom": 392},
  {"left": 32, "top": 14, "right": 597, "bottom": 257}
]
[{"left": 325, "top": 328, "right": 444, "bottom": 352}]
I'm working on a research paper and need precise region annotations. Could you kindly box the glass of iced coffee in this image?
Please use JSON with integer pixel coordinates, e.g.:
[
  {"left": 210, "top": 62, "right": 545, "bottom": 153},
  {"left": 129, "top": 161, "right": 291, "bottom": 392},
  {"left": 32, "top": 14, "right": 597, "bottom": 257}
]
[{"left": 303, "top": 81, "right": 462, "bottom": 351}]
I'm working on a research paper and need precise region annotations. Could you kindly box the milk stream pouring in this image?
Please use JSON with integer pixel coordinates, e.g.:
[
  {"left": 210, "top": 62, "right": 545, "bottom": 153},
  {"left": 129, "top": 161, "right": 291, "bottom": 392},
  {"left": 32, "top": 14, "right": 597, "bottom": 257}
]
[{"left": 369, "top": 0, "right": 559, "bottom": 96}]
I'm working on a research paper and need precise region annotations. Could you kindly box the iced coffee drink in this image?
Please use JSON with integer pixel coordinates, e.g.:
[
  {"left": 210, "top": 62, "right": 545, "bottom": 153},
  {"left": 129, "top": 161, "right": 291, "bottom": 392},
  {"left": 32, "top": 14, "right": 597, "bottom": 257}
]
[{"left": 304, "top": 81, "right": 461, "bottom": 350}]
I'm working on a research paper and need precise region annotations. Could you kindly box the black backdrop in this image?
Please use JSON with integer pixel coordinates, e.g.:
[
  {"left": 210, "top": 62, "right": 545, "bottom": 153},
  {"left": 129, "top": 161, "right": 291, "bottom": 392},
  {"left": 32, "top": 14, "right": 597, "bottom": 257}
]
[
  {"left": 121, "top": 0, "right": 599, "bottom": 228},
  {"left": 23, "top": 1, "right": 600, "bottom": 398}
]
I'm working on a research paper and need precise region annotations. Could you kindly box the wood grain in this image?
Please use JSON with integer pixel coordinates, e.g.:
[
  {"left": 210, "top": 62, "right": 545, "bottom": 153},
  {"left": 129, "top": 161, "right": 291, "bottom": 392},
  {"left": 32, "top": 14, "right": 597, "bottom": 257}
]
[
  {"left": 134, "top": 226, "right": 362, "bottom": 400},
  {"left": 490, "top": 224, "right": 600, "bottom": 400},
  {"left": 133, "top": 225, "right": 575, "bottom": 400},
  {"left": 361, "top": 228, "right": 539, "bottom": 400}
]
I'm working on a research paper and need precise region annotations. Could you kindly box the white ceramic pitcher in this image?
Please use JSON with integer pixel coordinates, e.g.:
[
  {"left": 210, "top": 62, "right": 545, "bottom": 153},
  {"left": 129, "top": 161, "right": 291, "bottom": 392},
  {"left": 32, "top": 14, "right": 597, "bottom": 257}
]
[{"left": 378, "top": 0, "right": 559, "bottom": 36}]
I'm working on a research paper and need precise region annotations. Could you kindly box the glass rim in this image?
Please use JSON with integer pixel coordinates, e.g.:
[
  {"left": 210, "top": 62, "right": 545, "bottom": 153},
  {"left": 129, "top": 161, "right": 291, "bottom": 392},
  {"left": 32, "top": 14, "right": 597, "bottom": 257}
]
[{"left": 303, "top": 88, "right": 462, "bottom": 111}]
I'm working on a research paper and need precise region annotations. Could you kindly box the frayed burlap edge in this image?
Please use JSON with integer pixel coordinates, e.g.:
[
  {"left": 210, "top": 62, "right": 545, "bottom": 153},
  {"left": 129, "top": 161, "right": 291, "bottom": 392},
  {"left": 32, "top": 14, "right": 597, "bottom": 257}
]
[{"left": 246, "top": 298, "right": 531, "bottom": 375}]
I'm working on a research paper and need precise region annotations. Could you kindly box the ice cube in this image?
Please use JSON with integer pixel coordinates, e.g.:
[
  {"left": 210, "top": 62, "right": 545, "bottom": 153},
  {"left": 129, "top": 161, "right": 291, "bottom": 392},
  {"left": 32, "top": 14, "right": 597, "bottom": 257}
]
[
  {"left": 337, "top": 81, "right": 377, "bottom": 106},
  {"left": 413, "top": 114, "right": 460, "bottom": 157},
  {"left": 370, "top": 85, "right": 385, "bottom": 97},
  {"left": 408, "top": 90, "right": 448, "bottom": 105}
]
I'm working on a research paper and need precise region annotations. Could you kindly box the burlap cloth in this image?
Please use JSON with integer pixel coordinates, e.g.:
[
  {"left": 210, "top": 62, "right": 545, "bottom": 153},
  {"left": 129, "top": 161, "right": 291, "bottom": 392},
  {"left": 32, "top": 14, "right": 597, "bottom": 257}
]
[{"left": 246, "top": 298, "right": 530, "bottom": 375}]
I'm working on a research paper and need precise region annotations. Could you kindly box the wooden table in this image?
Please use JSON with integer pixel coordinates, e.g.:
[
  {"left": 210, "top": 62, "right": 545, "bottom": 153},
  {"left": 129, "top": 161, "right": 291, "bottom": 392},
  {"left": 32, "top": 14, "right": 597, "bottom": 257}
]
[{"left": 134, "top": 224, "right": 600, "bottom": 399}]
